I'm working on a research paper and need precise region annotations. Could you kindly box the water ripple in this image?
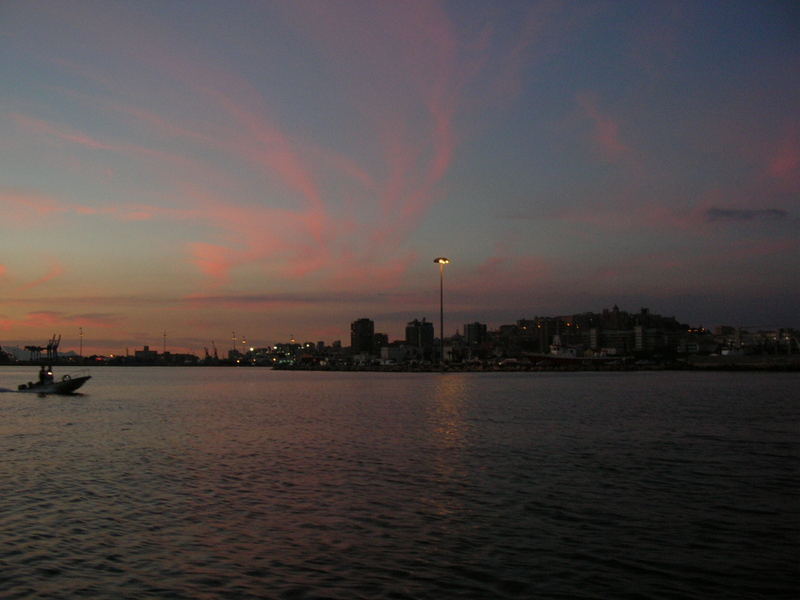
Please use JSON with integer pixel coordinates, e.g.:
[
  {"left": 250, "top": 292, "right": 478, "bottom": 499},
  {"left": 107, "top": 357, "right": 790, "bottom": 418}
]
[{"left": 1, "top": 369, "right": 797, "bottom": 598}]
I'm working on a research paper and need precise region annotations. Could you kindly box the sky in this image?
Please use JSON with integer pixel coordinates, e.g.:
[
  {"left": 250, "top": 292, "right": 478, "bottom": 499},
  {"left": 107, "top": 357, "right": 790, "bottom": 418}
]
[{"left": 1, "top": 0, "right": 798, "bottom": 355}]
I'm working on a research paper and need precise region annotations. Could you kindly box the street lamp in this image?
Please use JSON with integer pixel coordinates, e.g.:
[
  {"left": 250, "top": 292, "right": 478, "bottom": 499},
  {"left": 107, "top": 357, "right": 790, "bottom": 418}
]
[{"left": 434, "top": 257, "right": 450, "bottom": 366}]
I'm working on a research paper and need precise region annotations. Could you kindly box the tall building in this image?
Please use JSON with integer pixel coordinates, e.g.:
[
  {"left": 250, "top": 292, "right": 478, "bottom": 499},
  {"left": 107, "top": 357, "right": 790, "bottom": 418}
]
[
  {"left": 464, "top": 322, "right": 487, "bottom": 345},
  {"left": 405, "top": 318, "right": 434, "bottom": 360},
  {"left": 350, "top": 318, "right": 375, "bottom": 355}
]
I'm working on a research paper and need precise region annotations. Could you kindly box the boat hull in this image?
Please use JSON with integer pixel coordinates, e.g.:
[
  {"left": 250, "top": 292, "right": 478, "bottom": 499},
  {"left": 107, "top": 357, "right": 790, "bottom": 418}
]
[{"left": 18, "top": 375, "right": 91, "bottom": 394}]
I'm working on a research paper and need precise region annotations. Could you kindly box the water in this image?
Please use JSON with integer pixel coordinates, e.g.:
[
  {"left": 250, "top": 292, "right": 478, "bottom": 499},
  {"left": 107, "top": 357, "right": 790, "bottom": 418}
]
[{"left": 1, "top": 367, "right": 797, "bottom": 599}]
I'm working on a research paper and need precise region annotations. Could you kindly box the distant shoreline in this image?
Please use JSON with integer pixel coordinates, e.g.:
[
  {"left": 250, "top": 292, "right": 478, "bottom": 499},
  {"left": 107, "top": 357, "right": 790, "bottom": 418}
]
[{"left": 2, "top": 358, "right": 798, "bottom": 372}]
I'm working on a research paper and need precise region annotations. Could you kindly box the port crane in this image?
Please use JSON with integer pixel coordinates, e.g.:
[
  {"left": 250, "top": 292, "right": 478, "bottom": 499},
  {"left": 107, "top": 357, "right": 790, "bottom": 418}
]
[
  {"left": 24, "top": 334, "right": 61, "bottom": 362},
  {"left": 46, "top": 334, "right": 61, "bottom": 361}
]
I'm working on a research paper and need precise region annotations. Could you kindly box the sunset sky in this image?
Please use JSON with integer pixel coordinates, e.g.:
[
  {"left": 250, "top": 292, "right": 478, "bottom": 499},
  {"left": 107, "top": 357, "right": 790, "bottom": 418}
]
[{"left": 1, "top": 1, "right": 798, "bottom": 355}]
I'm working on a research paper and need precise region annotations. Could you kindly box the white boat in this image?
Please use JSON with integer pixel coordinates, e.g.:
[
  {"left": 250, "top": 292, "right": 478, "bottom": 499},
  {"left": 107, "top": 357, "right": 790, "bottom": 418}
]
[{"left": 18, "top": 370, "right": 91, "bottom": 394}]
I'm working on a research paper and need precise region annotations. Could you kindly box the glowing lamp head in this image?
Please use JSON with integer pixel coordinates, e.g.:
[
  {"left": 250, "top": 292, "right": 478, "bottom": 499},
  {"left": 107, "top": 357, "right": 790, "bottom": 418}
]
[{"left": 433, "top": 257, "right": 450, "bottom": 265}]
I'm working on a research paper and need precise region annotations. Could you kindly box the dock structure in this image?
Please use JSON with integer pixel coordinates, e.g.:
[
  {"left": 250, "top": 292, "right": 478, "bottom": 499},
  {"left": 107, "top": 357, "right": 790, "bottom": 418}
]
[{"left": 24, "top": 345, "right": 45, "bottom": 361}]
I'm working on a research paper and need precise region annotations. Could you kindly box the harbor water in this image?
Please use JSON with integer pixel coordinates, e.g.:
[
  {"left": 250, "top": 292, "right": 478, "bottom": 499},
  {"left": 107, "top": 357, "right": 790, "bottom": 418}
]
[{"left": 1, "top": 368, "right": 797, "bottom": 599}]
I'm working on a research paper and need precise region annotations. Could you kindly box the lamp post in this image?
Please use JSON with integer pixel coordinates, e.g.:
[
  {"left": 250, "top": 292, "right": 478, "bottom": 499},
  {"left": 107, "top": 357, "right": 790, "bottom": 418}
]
[{"left": 433, "top": 257, "right": 450, "bottom": 366}]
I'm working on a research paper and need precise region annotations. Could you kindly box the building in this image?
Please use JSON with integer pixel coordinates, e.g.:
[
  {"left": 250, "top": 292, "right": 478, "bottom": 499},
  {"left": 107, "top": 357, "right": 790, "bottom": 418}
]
[
  {"left": 380, "top": 342, "right": 413, "bottom": 364},
  {"left": 464, "top": 322, "right": 487, "bottom": 345},
  {"left": 374, "top": 332, "right": 389, "bottom": 350},
  {"left": 134, "top": 345, "right": 158, "bottom": 362},
  {"left": 405, "top": 318, "right": 434, "bottom": 361},
  {"left": 351, "top": 318, "right": 375, "bottom": 355}
]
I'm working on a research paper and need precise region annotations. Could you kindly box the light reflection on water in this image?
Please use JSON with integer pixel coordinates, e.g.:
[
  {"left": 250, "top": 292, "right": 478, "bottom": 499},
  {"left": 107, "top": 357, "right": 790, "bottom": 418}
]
[
  {"left": 420, "top": 375, "right": 472, "bottom": 519},
  {"left": 0, "top": 367, "right": 798, "bottom": 599},
  {"left": 431, "top": 374, "right": 470, "bottom": 448}
]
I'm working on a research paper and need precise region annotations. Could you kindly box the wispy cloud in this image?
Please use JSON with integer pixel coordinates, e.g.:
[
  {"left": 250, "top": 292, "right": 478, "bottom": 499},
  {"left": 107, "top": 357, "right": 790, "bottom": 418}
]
[
  {"left": 272, "top": 1, "right": 464, "bottom": 265},
  {"left": 38, "top": 2, "right": 456, "bottom": 290},
  {"left": 10, "top": 112, "right": 204, "bottom": 173},
  {"left": 576, "top": 92, "right": 631, "bottom": 162},
  {"left": 0, "top": 187, "right": 65, "bottom": 221},
  {"left": 10, "top": 2, "right": 596, "bottom": 299},
  {"left": 0, "top": 186, "right": 168, "bottom": 224},
  {"left": 11, "top": 113, "right": 115, "bottom": 151},
  {"left": 0, "top": 310, "right": 122, "bottom": 331},
  {"left": 18, "top": 261, "right": 66, "bottom": 291}
]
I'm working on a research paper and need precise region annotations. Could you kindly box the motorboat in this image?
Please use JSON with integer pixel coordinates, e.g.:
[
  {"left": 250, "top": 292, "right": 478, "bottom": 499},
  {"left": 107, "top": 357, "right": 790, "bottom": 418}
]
[{"left": 18, "top": 370, "right": 91, "bottom": 394}]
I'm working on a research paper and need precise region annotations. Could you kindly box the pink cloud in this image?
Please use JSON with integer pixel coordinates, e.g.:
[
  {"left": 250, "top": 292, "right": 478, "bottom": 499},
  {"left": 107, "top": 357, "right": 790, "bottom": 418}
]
[
  {"left": 40, "top": 4, "right": 497, "bottom": 297},
  {"left": 110, "top": 10, "right": 456, "bottom": 289},
  {"left": 72, "top": 203, "right": 161, "bottom": 221},
  {"left": 11, "top": 112, "right": 203, "bottom": 173},
  {"left": 767, "top": 129, "right": 800, "bottom": 182},
  {"left": 324, "top": 252, "right": 418, "bottom": 292},
  {"left": 19, "top": 261, "right": 66, "bottom": 291},
  {"left": 19, "top": 3, "right": 603, "bottom": 302},
  {"left": 0, "top": 188, "right": 66, "bottom": 222},
  {"left": 0, "top": 187, "right": 169, "bottom": 226},
  {"left": 200, "top": 86, "right": 325, "bottom": 215},
  {"left": 186, "top": 242, "right": 239, "bottom": 286},
  {"left": 0, "top": 310, "right": 121, "bottom": 332},
  {"left": 89, "top": 50, "right": 346, "bottom": 276},
  {"left": 275, "top": 1, "right": 462, "bottom": 256},
  {"left": 577, "top": 93, "right": 631, "bottom": 160},
  {"left": 769, "top": 147, "right": 799, "bottom": 178},
  {"left": 177, "top": 179, "right": 422, "bottom": 292},
  {"left": 179, "top": 185, "right": 380, "bottom": 288},
  {"left": 11, "top": 113, "right": 116, "bottom": 150},
  {"left": 56, "top": 15, "right": 331, "bottom": 227}
]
